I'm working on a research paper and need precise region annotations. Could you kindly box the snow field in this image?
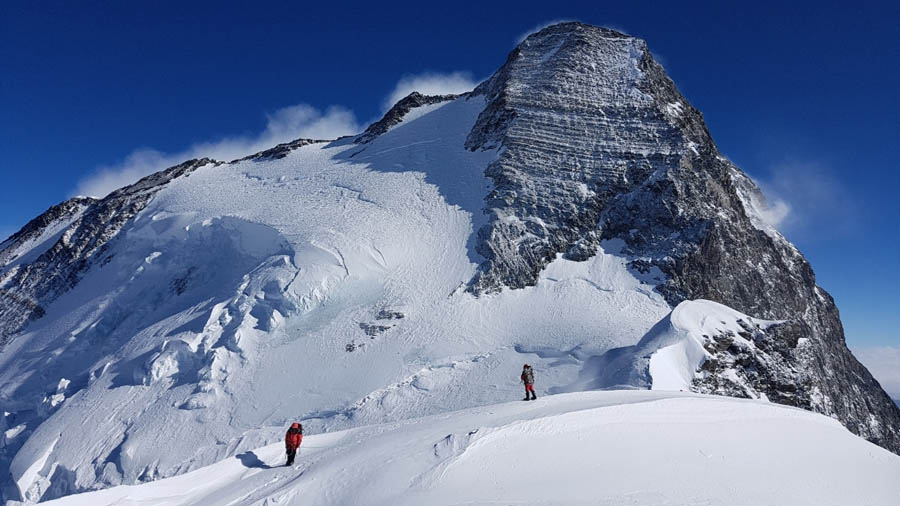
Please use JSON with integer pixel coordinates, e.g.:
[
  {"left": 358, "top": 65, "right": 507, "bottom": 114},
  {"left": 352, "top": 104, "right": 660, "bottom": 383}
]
[{"left": 41, "top": 391, "right": 900, "bottom": 506}]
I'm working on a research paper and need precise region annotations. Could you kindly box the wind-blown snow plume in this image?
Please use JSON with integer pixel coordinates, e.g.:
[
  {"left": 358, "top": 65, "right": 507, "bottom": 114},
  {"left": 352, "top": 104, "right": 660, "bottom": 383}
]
[
  {"left": 514, "top": 20, "right": 631, "bottom": 44},
  {"left": 854, "top": 346, "right": 900, "bottom": 399},
  {"left": 382, "top": 72, "right": 478, "bottom": 111},
  {"left": 73, "top": 104, "right": 360, "bottom": 198},
  {"left": 514, "top": 19, "right": 577, "bottom": 43},
  {"left": 751, "top": 162, "right": 858, "bottom": 238},
  {"left": 746, "top": 177, "right": 792, "bottom": 229}
]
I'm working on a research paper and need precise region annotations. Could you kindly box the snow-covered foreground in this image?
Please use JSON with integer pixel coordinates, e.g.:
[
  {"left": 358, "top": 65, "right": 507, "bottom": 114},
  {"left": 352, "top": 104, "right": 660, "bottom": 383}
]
[{"left": 42, "top": 391, "right": 900, "bottom": 506}]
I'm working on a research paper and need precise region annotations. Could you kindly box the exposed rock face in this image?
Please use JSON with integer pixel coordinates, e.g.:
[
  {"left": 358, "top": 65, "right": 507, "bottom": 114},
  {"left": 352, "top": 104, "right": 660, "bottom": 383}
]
[
  {"left": 233, "top": 138, "right": 326, "bottom": 163},
  {"left": 465, "top": 24, "right": 692, "bottom": 291},
  {"left": 0, "top": 158, "right": 217, "bottom": 347},
  {"left": 0, "top": 197, "right": 96, "bottom": 262},
  {"left": 465, "top": 22, "right": 900, "bottom": 453},
  {"left": 692, "top": 318, "right": 811, "bottom": 406}
]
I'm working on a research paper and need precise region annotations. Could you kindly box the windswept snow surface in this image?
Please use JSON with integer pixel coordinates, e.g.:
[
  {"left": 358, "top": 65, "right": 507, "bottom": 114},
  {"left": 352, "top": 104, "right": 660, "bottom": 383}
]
[
  {"left": 1, "top": 96, "right": 672, "bottom": 501},
  {"left": 42, "top": 391, "right": 900, "bottom": 506}
]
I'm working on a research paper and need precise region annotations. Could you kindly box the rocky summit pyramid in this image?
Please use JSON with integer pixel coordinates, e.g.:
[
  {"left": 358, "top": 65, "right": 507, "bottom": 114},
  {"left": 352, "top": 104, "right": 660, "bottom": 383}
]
[
  {"left": 1, "top": 22, "right": 898, "bottom": 503},
  {"left": 462, "top": 23, "right": 900, "bottom": 445}
]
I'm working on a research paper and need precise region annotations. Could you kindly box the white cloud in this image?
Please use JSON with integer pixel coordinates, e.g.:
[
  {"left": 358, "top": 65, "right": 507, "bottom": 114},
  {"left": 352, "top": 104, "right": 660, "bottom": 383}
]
[
  {"left": 73, "top": 105, "right": 360, "bottom": 198},
  {"left": 382, "top": 72, "right": 478, "bottom": 111},
  {"left": 750, "top": 162, "right": 858, "bottom": 239},
  {"left": 852, "top": 346, "right": 900, "bottom": 399}
]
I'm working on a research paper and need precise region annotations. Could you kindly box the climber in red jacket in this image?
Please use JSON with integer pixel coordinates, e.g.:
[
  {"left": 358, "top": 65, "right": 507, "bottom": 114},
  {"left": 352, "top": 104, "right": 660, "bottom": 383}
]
[
  {"left": 285, "top": 422, "right": 303, "bottom": 466},
  {"left": 521, "top": 364, "right": 537, "bottom": 401}
]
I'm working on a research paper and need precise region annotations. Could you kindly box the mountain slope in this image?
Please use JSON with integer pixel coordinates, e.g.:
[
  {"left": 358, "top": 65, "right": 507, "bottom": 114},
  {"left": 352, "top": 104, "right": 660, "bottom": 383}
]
[
  {"left": 1, "top": 95, "right": 673, "bottom": 502},
  {"left": 1, "top": 21, "right": 898, "bottom": 503},
  {"left": 42, "top": 392, "right": 900, "bottom": 506}
]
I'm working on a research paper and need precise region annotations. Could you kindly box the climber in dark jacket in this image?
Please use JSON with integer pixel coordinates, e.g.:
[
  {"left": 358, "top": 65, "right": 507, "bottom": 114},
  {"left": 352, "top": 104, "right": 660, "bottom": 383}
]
[
  {"left": 285, "top": 422, "right": 303, "bottom": 465},
  {"left": 521, "top": 364, "right": 537, "bottom": 401}
]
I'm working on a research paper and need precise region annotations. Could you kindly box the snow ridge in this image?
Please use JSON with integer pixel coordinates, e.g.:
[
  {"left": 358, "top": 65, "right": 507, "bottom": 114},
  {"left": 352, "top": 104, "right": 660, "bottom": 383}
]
[{"left": 41, "top": 392, "right": 900, "bottom": 506}]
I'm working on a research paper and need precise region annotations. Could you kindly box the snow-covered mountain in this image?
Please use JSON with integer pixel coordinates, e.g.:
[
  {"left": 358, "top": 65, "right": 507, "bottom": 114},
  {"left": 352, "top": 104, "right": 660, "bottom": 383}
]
[
  {"left": 2, "top": 22, "right": 898, "bottom": 503},
  {"left": 41, "top": 392, "right": 900, "bottom": 506}
]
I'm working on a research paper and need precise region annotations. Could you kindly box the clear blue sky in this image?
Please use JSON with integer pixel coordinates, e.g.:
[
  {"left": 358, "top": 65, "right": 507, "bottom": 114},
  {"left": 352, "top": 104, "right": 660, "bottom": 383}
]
[{"left": 1, "top": 1, "right": 898, "bottom": 348}]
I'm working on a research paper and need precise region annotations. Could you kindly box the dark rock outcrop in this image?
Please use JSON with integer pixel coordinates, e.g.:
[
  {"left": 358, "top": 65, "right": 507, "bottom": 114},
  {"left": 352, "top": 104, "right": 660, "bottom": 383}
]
[
  {"left": 465, "top": 23, "right": 687, "bottom": 292},
  {"left": 232, "top": 138, "right": 326, "bottom": 163},
  {"left": 356, "top": 92, "right": 461, "bottom": 144}
]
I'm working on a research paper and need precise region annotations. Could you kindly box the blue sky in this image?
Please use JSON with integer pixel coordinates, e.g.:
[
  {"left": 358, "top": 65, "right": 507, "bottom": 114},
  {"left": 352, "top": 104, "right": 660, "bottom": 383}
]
[{"left": 1, "top": 1, "right": 898, "bottom": 356}]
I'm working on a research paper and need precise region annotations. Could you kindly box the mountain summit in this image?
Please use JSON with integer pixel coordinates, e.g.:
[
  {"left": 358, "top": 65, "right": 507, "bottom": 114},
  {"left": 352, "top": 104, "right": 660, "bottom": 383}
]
[
  {"left": 469, "top": 22, "right": 900, "bottom": 451},
  {"left": 1, "top": 22, "right": 898, "bottom": 503}
]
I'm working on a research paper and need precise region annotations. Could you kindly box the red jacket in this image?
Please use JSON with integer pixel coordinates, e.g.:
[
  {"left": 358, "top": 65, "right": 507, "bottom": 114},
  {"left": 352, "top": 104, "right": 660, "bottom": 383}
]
[{"left": 285, "top": 423, "right": 303, "bottom": 450}]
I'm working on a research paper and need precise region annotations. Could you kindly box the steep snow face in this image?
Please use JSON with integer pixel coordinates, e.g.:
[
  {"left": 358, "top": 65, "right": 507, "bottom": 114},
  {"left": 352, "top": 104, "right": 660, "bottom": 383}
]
[
  {"left": 0, "top": 197, "right": 94, "bottom": 344},
  {"left": 41, "top": 392, "right": 900, "bottom": 506},
  {"left": 0, "top": 160, "right": 214, "bottom": 349},
  {"left": 0, "top": 198, "right": 94, "bottom": 271},
  {"left": 1, "top": 96, "right": 672, "bottom": 502}
]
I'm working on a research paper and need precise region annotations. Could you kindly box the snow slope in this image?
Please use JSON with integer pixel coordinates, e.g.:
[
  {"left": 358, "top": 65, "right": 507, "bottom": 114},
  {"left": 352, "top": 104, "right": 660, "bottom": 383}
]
[
  {"left": 1, "top": 95, "right": 672, "bottom": 501},
  {"left": 41, "top": 391, "right": 900, "bottom": 506}
]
